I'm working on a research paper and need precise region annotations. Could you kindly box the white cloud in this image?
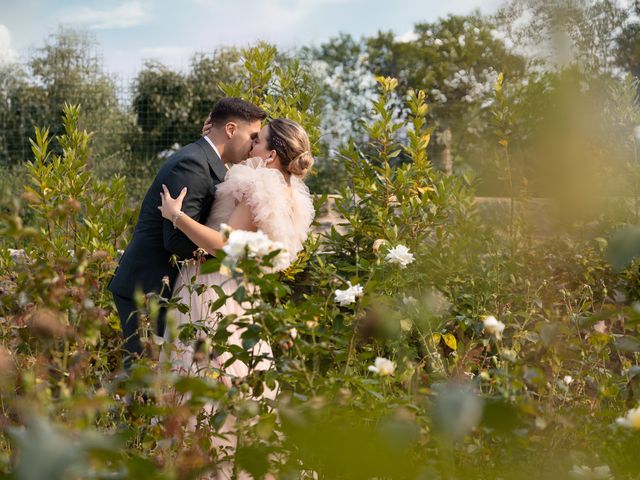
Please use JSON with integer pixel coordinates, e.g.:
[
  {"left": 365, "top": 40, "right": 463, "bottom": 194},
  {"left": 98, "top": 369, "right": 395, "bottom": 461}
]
[
  {"left": 193, "top": 0, "right": 350, "bottom": 6},
  {"left": 45, "top": 0, "right": 508, "bottom": 75},
  {"left": 397, "top": 29, "right": 418, "bottom": 43},
  {"left": 139, "top": 46, "right": 192, "bottom": 66},
  {"left": 63, "top": 1, "right": 150, "bottom": 30},
  {"left": 0, "top": 24, "right": 18, "bottom": 65},
  {"left": 187, "top": 0, "right": 312, "bottom": 46}
]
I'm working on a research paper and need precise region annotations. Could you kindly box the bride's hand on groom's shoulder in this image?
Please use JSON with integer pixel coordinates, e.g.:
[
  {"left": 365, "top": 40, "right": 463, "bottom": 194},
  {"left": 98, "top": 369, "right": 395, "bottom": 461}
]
[
  {"left": 158, "top": 184, "right": 187, "bottom": 220},
  {"left": 202, "top": 115, "right": 212, "bottom": 137}
]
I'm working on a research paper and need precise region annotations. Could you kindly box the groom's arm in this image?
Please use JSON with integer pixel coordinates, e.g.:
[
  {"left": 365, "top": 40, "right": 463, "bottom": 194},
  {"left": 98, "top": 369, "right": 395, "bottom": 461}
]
[{"left": 162, "top": 156, "right": 212, "bottom": 259}]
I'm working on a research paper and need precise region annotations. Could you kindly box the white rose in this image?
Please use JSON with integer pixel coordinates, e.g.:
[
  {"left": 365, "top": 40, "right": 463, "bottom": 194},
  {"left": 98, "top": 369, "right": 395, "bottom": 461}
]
[
  {"left": 334, "top": 282, "right": 364, "bottom": 307},
  {"left": 222, "top": 229, "right": 290, "bottom": 271},
  {"left": 269, "top": 246, "right": 291, "bottom": 271},
  {"left": 593, "top": 320, "right": 607, "bottom": 333},
  {"left": 368, "top": 357, "right": 395, "bottom": 376},
  {"left": 385, "top": 245, "right": 415, "bottom": 268},
  {"left": 483, "top": 315, "right": 505, "bottom": 339},
  {"left": 402, "top": 296, "right": 418, "bottom": 307},
  {"left": 372, "top": 238, "right": 386, "bottom": 253},
  {"left": 563, "top": 375, "right": 574, "bottom": 385},
  {"left": 334, "top": 289, "right": 355, "bottom": 306},
  {"left": 220, "top": 223, "right": 233, "bottom": 237},
  {"left": 223, "top": 230, "right": 252, "bottom": 258},
  {"left": 569, "top": 464, "right": 612, "bottom": 479},
  {"left": 616, "top": 406, "right": 640, "bottom": 429},
  {"left": 500, "top": 349, "right": 517, "bottom": 362},
  {"left": 245, "top": 231, "right": 271, "bottom": 257}
]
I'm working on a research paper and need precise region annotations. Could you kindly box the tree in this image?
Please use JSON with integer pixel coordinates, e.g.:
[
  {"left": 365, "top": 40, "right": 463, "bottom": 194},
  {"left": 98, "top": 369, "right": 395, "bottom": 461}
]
[
  {"left": 488, "top": 0, "right": 640, "bottom": 198},
  {"left": 615, "top": 1, "right": 640, "bottom": 81},
  {"left": 131, "top": 48, "right": 246, "bottom": 158},
  {"left": 187, "top": 48, "right": 244, "bottom": 135},
  {"left": 365, "top": 13, "right": 526, "bottom": 175},
  {"left": 496, "top": 0, "right": 630, "bottom": 74},
  {"left": 0, "top": 28, "right": 132, "bottom": 166},
  {"left": 220, "top": 43, "right": 325, "bottom": 192},
  {"left": 304, "top": 34, "right": 376, "bottom": 150},
  {"left": 0, "top": 63, "right": 39, "bottom": 165},
  {"left": 131, "top": 61, "right": 191, "bottom": 158}
]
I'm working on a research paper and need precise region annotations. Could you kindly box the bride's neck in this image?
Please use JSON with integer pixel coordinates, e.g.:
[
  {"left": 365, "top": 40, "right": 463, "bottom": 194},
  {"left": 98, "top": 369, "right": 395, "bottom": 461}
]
[
  {"left": 267, "top": 158, "right": 291, "bottom": 184},
  {"left": 277, "top": 166, "right": 291, "bottom": 185}
]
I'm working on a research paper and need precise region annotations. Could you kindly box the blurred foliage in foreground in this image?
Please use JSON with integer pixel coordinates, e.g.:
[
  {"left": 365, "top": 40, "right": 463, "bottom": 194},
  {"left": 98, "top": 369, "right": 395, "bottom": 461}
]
[
  {"left": 3, "top": 3, "right": 640, "bottom": 478},
  {"left": 3, "top": 40, "right": 640, "bottom": 478}
]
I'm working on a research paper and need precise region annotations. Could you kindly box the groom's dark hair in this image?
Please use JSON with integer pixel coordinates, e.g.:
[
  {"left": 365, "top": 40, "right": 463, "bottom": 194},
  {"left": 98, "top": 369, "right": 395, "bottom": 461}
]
[{"left": 209, "top": 97, "right": 267, "bottom": 126}]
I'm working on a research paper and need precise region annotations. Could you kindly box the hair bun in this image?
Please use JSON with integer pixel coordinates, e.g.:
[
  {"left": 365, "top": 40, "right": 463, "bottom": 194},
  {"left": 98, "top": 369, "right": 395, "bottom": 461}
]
[{"left": 288, "top": 151, "right": 314, "bottom": 178}]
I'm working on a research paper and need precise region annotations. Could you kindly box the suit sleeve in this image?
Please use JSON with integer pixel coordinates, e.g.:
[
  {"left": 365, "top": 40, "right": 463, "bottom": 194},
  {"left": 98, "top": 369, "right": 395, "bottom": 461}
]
[{"left": 162, "top": 156, "right": 214, "bottom": 259}]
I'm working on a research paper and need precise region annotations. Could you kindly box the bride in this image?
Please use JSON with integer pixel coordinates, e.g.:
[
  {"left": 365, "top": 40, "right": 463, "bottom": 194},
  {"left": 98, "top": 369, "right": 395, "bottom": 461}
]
[{"left": 157, "top": 118, "right": 315, "bottom": 478}]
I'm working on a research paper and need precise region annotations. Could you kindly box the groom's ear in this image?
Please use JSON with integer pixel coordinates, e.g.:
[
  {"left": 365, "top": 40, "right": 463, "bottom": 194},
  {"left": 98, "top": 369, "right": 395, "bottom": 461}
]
[{"left": 224, "top": 121, "right": 237, "bottom": 139}]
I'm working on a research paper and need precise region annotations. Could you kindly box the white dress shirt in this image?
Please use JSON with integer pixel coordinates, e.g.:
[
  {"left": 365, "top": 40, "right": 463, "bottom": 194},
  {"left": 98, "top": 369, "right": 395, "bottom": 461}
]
[{"left": 203, "top": 135, "right": 228, "bottom": 170}]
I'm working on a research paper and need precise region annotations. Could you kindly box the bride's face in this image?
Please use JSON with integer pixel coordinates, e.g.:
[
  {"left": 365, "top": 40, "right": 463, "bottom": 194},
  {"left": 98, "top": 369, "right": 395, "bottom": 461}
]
[{"left": 249, "top": 125, "right": 276, "bottom": 163}]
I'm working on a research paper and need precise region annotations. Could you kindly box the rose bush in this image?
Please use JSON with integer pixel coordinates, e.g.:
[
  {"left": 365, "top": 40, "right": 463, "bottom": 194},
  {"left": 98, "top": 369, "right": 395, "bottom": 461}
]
[{"left": 2, "top": 44, "right": 640, "bottom": 479}]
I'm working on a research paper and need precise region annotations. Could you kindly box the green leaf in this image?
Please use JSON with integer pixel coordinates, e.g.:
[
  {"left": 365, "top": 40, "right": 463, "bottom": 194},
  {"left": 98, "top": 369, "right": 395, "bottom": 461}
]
[
  {"left": 241, "top": 324, "right": 261, "bottom": 350},
  {"left": 606, "top": 226, "right": 640, "bottom": 271},
  {"left": 614, "top": 335, "right": 640, "bottom": 353},
  {"left": 199, "top": 256, "right": 223, "bottom": 275}
]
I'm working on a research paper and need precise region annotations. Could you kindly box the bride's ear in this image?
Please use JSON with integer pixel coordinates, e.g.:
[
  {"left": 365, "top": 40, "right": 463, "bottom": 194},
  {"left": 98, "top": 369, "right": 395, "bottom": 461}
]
[{"left": 266, "top": 151, "right": 277, "bottom": 163}]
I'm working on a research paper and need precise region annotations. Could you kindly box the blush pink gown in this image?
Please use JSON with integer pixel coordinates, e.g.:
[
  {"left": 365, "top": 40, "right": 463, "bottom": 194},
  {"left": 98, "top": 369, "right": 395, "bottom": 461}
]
[{"left": 161, "top": 158, "right": 314, "bottom": 479}]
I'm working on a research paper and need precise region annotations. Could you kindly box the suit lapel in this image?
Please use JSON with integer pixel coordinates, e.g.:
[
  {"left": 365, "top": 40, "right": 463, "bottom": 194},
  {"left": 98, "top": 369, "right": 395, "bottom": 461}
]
[{"left": 196, "top": 137, "right": 227, "bottom": 182}]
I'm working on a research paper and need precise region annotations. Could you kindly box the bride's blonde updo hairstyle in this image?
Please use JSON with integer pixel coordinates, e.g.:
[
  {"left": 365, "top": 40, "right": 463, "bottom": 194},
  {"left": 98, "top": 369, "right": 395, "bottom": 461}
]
[{"left": 266, "top": 118, "right": 314, "bottom": 178}]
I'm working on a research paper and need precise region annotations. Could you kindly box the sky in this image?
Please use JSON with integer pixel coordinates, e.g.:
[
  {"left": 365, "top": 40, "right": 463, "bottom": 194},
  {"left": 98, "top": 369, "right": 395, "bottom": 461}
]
[{"left": 1, "top": 0, "right": 504, "bottom": 75}]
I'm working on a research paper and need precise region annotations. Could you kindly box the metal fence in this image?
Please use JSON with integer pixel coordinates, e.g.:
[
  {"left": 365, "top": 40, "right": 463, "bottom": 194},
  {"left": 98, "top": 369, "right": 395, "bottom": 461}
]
[{"left": 0, "top": 54, "right": 226, "bottom": 172}]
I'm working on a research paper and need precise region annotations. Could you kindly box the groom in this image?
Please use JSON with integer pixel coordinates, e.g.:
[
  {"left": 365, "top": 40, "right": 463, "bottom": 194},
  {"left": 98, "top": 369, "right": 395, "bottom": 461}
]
[{"left": 108, "top": 97, "right": 267, "bottom": 368}]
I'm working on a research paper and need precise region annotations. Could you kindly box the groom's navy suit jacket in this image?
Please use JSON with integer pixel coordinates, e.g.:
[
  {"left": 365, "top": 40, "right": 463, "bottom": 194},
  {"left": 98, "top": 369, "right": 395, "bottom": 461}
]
[{"left": 108, "top": 137, "right": 227, "bottom": 301}]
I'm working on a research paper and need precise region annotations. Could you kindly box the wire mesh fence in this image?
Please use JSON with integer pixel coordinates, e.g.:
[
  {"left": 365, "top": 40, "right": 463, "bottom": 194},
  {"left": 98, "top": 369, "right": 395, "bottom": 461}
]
[
  {"left": 1, "top": 73, "right": 217, "bottom": 162},
  {"left": 0, "top": 29, "right": 244, "bottom": 179}
]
